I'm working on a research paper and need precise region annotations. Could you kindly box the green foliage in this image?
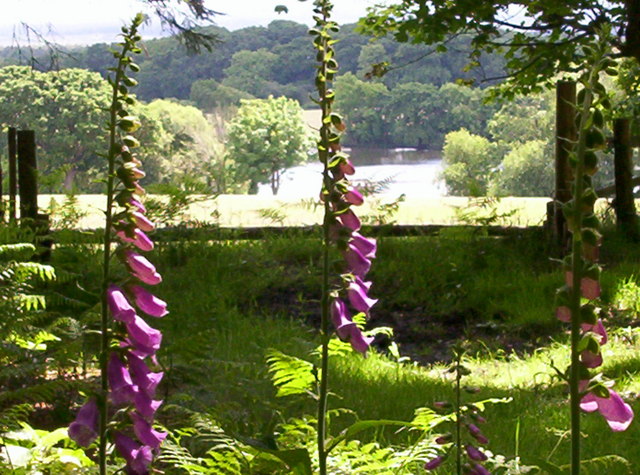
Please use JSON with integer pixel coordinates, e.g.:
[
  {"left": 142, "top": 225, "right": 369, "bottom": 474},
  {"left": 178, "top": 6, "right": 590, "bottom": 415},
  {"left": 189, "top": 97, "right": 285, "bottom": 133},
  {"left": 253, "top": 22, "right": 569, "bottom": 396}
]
[
  {"left": 490, "top": 140, "right": 555, "bottom": 197},
  {"left": 361, "top": 1, "right": 639, "bottom": 97},
  {"left": 0, "top": 422, "right": 95, "bottom": 473},
  {"left": 267, "top": 350, "right": 316, "bottom": 398},
  {"left": 226, "top": 96, "right": 312, "bottom": 194},
  {"left": 441, "top": 129, "right": 500, "bottom": 196},
  {"left": 190, "top": 79, "right": 254, "bottom": 111},
  {"left": 0, "top": 66, "right": 111, "bottom": 191}
]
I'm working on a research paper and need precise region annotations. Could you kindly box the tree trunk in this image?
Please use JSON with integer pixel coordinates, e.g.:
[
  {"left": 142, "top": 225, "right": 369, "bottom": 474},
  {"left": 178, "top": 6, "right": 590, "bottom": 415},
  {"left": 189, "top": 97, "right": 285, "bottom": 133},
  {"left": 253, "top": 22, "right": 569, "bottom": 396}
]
[{"left": 613, "top": 118, "right": 639, "bottom": 239}]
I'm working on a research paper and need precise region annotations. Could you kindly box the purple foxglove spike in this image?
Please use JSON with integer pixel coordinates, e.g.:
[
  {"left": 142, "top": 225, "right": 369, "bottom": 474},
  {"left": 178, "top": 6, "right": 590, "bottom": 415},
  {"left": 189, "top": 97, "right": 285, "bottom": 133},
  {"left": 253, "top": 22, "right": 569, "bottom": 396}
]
[
  {"left": 132, "top": 210, "right": 155, "bottom": 232},
  {"left": 580, "top": 350, "right": 603, "bottom": 368},
  {"left": 593, "top": 319, "right": 608, "bottom": 344},
  {"left": 467, "top": 424, "right": 488, "bottom": 444},
  {"left": 344, "top": 243, "right": 371, "bottom": 277},
  {"left": 581, "top": 389, "right": 634, "bottom": 431},
  {"left": 465, "top": 444, "right": 488, "bottom": 462},
  {"left": 126, "top": 315, "right": 162, "bottom": 355},
  {"left": 347, "top": 281, "right": 378, "bottom": 313},
  {"left": 114, "top": 432, "right": 153, "bottom": 475},
  {"left": 351, "top": 232, "right": 376, "bottom": 258},
  {"left": 127, "top": 353, "right": 163, "bottom": 397},
  {"left": 424, "top": 455, "right": 445, "bottom": 471},
  {"left": 134, "top": 390, "right": 163, "bottom": 420},
  {"left": 130, "top": 198, "right": 147, "bottom": 214},
  {"left": 555, "top": 306, "right": 571, "bottom": 323},
  {"left": 131, "top": 412, "right": 167, "bottom": 449},
  {"left": 347, "top": 325, "right": 374, "bottom": 354},
  {"left": 117, "top": 229, "right": 154, "bottom": 252},
  {"left": 337, "top": 209, "right": 361, "bottom": 231},
  {"left": 107, "top": 285, "right": 136, "bottom": 324},
  {"left": 131, "top": 285, "right": 168, "bottom": 318},
  {"left": 68, "top": 398, "right": 98, "bottom": 447},
  {"left": 344, "top": 186, "right": 364, "bottom": 206},
  {"left": 108, "top": 353, "right": 138, "bottom": 405}
]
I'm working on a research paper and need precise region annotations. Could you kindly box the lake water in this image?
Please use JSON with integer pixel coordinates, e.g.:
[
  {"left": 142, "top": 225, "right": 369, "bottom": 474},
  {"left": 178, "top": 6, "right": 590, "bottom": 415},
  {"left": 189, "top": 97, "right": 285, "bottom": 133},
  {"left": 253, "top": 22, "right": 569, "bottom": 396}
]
[{"left": 257, "top": 147, "right": 446, "bottom": 198}]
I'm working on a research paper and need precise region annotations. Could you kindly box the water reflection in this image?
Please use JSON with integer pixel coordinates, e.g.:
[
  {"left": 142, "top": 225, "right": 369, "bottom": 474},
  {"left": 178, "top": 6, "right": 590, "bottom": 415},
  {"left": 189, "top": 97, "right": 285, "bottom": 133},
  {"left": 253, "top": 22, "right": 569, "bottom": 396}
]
[{"left": 258, "top": 147, "right": 445, "bottom": 198}]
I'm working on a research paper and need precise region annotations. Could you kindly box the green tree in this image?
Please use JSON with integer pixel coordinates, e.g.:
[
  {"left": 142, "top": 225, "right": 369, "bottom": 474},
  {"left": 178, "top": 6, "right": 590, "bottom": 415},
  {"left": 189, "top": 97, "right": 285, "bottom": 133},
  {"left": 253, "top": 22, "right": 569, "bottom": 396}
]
[
  {"left": 226, "top": 96, "right": 311, "bottom": 194},
  {"left": 142, "top": 99, "right": 225, "bottom": 190},
  {"left": 190, "top": 79, "right": 254, "bottom": 111},
  {"left": 0, "top": 66, "right": 111, "bottom": 190},
  {"left": 222, "top": 49, "right": 281, "bottom": 98},
  {"left": 362, "top": 1, "right": 640, "bottom": 95},
  {"left": 334, "top": 72, "right": 391, "bottom": 145},
  {"left": 441, "top": 129, "right": 500, "bottom": 196},
  {"left": 489, "top": 140, "right": 554, "bottom": 196}
]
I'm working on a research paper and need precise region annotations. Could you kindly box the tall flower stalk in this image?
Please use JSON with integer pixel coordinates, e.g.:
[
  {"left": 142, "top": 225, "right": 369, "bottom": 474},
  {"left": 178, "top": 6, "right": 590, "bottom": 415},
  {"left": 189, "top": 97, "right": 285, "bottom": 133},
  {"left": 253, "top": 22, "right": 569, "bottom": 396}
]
[
  {"left": 311, "top": 1, "right": 377, "bottom": 473},
  {"left": 555, "top": 28, "right": 634, "bottom": 474},
  {"left": 68, "top": 14, "right": 169, "bottom": 475}
]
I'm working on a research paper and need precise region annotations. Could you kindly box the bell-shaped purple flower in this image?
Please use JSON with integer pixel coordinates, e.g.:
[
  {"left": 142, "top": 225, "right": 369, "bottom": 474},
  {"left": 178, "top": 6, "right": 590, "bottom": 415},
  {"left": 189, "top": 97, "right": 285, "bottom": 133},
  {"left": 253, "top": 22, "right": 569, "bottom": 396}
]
[
  {"left": 337, "top": 209, "right": 361, "bottom": 231},
  {"left": 117, "top": 229, "right": 154, "bottom": 252},
  {"left": 467, "top": 423, "right": 489, "bottom": 444},
  {"left": 132, "top": 210, "right": 155, "bottom": 232},
  {"left": 130, "top": 198, "right": 146, "bottom": 214},
  {"left": 126, "top": 251, "right": 162, "bottom": 286},
  {"left": 580, "top": 349, "right": 603, "bottom": 368},
  {"left": 130, "top": 285, "right": 168, "bottom": 318},
  {"left": 330, "top": 298, "right": 373, "bottom": 354},
  {"left": 107, "top": 285, "right": 136, "bottom": 324},
  {"left": 108, "top": 353, "right": 138, "bottom": 406},
  {"left": 68, "top": 398, "right": 98, "bottom": 447},
  {"left": 343, "top": 243, "right": 371, "bottom": 277},
  {"left": 134, "top": 390, "right": 163, "bottom": 420},
  {"left": 424, "top": 455, "right": 445, "bottom": 470},
  {"left": 344, "top": 186, "right": 364, "bottom": 206},
  {"left": 127, "top": 353, "right": 163, "bottom": 397},
  {"left": 471, "top": 464, "right": 491, "bottom": 475},
  {"left": 581, "top": 388, "right": 634, "bottom": 431},
  {"left": 347, "top": 281, "right": 377, "bottom": 313},
  {"left": 466, "top": 444, "right": 488, "bottom": 461},
  {"left": 126, "top": 315, "right": 162, "bottom": 355},
  {"left": 114, "top": 432, "right": 153, "bottom": 475},
  {"left": 131, "top": 411, "right": 167, "bottom": 449},
  {"left": 351, "top": 232, "right": 376, "bottom": 258},
  {"left": 331, "top": 299, "right": 354, "bottom": 340}
]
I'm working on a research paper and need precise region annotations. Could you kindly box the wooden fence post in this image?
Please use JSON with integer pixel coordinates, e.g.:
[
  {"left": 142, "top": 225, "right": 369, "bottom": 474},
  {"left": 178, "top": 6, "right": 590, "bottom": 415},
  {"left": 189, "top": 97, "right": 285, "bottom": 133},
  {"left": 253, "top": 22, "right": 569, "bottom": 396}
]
[
  {"left": 552, "top": 80, "right": 577, "bottom": 250},
  {"left": 613, "top": 118, "right": 638, "bottom": 239},
  {"left": 17, "top": 130, "right": 38, "bottom": 222},
  {"left": 8, "top": 127, "right": 17, "bottom": 222}
]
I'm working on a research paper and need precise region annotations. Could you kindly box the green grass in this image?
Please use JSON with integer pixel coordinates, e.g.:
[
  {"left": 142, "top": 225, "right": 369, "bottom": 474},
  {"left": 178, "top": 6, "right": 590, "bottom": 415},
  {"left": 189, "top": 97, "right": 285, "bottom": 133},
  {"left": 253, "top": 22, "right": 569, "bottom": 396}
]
[{"left": 47, "top": 226, "right": 640, "bottom": 473}]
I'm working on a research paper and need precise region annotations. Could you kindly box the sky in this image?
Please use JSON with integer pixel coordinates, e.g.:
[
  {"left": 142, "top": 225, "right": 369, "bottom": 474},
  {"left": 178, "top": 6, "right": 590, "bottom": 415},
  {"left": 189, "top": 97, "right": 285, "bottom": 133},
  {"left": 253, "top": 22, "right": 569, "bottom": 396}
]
[{"left": 0, "top": 0, "right": 378, "bottom": 46}]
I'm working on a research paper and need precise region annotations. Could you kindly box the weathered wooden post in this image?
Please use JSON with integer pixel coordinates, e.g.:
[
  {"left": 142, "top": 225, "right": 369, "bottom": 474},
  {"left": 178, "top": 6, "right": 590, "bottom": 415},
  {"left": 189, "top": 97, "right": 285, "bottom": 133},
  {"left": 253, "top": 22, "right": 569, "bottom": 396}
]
[
  {"left": 613, "top": 118, "right": 638, "bottom": 239},
  {"left": 551, "top": 81, "right": 577, "bottom": 250},
  {"left": 17, "top": 130, "right": 38, "bottom": 222},
  {"left": 8, "top": 127, "right": 17, "bottom": 222}
]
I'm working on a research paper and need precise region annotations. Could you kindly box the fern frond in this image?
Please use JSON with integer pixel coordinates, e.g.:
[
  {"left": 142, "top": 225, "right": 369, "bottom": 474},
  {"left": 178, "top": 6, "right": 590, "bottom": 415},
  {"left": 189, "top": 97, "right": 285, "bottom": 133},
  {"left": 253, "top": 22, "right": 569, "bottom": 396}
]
[
  {"left": 0, "top": 243, "right": 36, "bottom": 261},
  {"left": 266, "top": 350, "right": 316, "bottom": 398}
]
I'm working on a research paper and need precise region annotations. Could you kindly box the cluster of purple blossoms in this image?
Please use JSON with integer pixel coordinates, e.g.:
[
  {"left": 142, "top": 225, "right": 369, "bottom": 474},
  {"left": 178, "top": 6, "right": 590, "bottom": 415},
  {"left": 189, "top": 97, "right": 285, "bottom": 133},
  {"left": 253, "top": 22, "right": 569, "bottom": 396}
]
[
  {"left": 69, "top": 148, "right": 169, "bottom": 474},
  {"left": 555, "top": 225, "right": 633, "bottom": 431},
  {"left": 425, "top": 405, "right": 491, "bottom": 474},
  {"left": 326, "top": 157, "right": 377, "bottom": 354}
]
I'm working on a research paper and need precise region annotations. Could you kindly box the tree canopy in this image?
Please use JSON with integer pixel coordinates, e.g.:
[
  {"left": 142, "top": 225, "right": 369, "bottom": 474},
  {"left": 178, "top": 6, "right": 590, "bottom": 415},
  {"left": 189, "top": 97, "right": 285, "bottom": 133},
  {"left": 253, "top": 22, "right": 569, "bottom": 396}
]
[
  {"left": 362, "top": 0, "right": 640, "bottom": 95},
  {"left": 225, "top": 96, "right": 311, "bottom": 194}
]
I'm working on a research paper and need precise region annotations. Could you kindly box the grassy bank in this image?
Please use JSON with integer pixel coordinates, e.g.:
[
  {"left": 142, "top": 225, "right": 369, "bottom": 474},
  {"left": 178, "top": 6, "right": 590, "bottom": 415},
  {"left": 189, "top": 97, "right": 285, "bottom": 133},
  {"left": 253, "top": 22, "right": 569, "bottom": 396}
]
[{"left": 50, "top": 226, "right": 636, "bottom": 473}]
